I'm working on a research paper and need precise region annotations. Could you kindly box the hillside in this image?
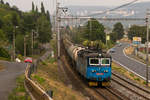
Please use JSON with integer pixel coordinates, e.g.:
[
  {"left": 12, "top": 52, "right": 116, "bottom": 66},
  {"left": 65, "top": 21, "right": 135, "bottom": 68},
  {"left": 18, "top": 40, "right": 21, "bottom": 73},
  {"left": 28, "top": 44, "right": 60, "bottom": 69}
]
[{"left": 0, "top": 2, "right": 52, "bottom": 59}]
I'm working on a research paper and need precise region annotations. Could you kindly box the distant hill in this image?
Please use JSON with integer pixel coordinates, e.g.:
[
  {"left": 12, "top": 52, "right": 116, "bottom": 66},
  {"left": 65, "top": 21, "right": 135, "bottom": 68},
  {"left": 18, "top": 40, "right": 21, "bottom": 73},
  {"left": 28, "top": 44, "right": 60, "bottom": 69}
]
[
  {"left": 66, "top": 2, "right": 150, "bottom": 28},
  {"left": 67, "top": 2, "right": 150, "bottom": 17}
]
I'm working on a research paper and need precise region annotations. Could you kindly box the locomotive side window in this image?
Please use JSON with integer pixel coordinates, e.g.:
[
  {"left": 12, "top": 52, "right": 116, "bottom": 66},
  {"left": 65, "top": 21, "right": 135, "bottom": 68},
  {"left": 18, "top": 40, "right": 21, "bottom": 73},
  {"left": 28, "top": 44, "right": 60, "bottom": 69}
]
[
  {"left": 89, "top": 58, "right": 100, "bottom": 66},
  {"left": 101, "top": 58, "right": 110, "bottom": 66}
]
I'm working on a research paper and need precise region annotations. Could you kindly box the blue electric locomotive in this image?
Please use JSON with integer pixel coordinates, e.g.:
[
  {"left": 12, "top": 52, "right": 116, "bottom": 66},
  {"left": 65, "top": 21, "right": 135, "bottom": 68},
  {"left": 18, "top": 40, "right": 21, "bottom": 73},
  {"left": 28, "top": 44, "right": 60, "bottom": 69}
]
[{"left": 63, "top": 38, "right": 112, "bottom": 86}]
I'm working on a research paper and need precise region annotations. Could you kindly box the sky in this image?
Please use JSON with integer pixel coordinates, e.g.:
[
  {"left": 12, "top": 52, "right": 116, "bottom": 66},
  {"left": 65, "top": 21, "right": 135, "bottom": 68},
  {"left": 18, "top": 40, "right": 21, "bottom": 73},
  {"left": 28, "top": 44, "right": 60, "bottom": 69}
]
[{"left": 4, "top": 0, "right": 150, "bottom": 14}]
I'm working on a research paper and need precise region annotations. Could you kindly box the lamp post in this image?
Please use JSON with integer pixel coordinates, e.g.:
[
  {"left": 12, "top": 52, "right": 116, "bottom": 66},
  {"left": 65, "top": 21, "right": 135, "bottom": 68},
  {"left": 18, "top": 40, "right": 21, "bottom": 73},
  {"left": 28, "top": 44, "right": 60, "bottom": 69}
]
[
  {"left": 31, "top": 30, "right": 34, "bottom": 57},
  {"left": 13, "top": 26, "right": 18, "bottom": 61},
  {"left": 105, "top": 29, "right": 108, "bottom": 49},
  {"left": 24, "top": 35, "right": 29, "bottom": 57}
]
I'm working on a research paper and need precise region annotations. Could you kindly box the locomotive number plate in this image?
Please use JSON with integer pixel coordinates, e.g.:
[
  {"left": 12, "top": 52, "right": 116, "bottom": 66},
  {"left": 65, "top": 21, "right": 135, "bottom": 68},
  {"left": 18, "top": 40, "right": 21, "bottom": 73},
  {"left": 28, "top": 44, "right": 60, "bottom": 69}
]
[
  {"left": 102, "top": 82, "right": 110, "bottom": 86},
  {"left": 89, "top": 82, "right": 98, "bottom": 86},
  {"left": 96, "top": 73, "right": 104, "bottom": 75}
]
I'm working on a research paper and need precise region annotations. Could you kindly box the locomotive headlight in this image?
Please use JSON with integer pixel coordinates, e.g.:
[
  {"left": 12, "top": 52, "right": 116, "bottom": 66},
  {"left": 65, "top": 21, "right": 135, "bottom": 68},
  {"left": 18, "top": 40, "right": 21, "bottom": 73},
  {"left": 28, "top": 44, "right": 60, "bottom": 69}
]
[
  {"left": 104, "top": 70, "right": 108, "bottom": 73},
  {"left": 99, "top": 54, "right": 102, "bottom": 56},
  {"left": 92, "top": 70, "right": 96, "bottom": 73}
]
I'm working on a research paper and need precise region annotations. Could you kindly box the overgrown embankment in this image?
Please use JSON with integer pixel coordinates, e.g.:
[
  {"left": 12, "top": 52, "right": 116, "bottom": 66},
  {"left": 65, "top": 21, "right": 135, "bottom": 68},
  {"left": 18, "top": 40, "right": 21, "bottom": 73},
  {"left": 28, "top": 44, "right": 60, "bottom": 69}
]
[
  {"left": 112, "top": 62, "right": 150, "bottom": 87},
  {"left": 31, "top": 57, "right": 86, "bottom": 100},
  {"left": 8, "top": 75, "right": 31, "bottom": 100}
]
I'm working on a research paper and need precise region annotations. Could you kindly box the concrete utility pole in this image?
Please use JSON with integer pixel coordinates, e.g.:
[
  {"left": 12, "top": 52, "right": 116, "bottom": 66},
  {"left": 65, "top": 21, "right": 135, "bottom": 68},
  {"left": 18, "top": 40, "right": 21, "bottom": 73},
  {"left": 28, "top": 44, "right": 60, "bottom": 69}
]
[
  {"left": 105, "top": 31, "right": 108, "bottom": 49},
  {"left": 24, "top": 36, "right": 26, "bottom": 57},
  {"left": 13, "top": 27, "right": 15, "bottom": 61},
  {"left": 31, "top": 30, "right": 34, "bottom": 57},
  {"left": 56, "top": 2, "right": 68, "bottom": 58},
  {"left": 56, "top": 2, "right": 60, "bottom": 58},
  {"left": 57, "top": 17, "right": 61, "bottom": 58},
  {"left": 24, "top": 35, "right": 28, "bottom": 57},
  {"left": 90, "top": 18, "right": 92, "bottom": 41},
  {"left": 146, "top": 9, "right": 150, "bottom": 86},
  {"left": 13, "top": 26, "right": 18, "bottom": 61}
]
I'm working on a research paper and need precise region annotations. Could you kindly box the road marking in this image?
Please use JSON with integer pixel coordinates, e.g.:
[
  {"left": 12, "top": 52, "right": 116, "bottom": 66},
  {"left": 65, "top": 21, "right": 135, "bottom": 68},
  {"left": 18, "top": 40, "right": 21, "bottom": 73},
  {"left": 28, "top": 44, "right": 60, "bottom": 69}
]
[
  {"left": 112, "top": 44, "right": 150, "bottom": 82},
  {"left": 113, "top": 59, "right": 150, "bottom": 82},
  {"left": 123, "top": 47, "right": 147, "bottom": 66}
]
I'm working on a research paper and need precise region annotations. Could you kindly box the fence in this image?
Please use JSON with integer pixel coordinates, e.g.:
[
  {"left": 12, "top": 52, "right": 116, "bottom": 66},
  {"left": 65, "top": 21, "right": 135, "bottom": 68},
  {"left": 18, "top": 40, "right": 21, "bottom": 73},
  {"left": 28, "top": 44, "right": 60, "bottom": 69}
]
[{"left": 24, "top": 50, "right": 53, "bottom": 100}]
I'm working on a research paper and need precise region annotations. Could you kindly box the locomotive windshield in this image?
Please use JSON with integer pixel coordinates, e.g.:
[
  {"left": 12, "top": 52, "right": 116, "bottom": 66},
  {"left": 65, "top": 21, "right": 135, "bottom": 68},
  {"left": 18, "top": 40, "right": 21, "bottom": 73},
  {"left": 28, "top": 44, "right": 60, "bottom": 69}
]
[
  {"left": 101, "top": 58, "right": 110, "bottom": 66},
  {"left": 89, "top": 58, "right": 100, "bottom": 66}
]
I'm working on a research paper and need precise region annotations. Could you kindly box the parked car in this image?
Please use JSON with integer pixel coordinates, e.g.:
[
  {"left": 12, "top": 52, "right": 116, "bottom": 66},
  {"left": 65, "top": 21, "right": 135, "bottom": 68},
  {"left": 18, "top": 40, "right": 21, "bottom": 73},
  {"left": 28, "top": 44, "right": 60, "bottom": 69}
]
[
  {"left": 24, "top": 57, "right": 32, "bottom": 63},
  {"left": 109, "top": 48, "right": 115, "bottom": 53}
]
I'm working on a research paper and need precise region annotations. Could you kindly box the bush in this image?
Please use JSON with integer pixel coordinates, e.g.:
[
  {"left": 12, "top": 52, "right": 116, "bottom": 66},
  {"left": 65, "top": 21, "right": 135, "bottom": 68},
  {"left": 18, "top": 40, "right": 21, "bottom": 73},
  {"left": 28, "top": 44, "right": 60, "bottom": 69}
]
[
  {"left": 49, "top": 57, "right": 56, "bottom": 64},
  {"left": 34, "top": 75, "right": 45, "bottom": 84},
  {"left": 0, "top": 47, "right": 10, "bottom": 58},
  {"left": 17, "top": 54, "right": 24, "bottom": 61}
]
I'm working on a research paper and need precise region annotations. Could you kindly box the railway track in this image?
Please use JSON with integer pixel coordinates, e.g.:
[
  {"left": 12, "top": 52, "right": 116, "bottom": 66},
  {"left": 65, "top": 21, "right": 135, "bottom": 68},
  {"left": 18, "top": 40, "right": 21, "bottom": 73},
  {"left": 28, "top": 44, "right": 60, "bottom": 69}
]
[
  {"left": 60, "top": 56, "right": 101, "bottom": 100},
  {"left": 61, "top": 44, "right": 129, "bottom": 100},
  {"left": 61, "top": 55, "right": 129, "bottom": 100},
  {"left": 94, "top": 87, "right": 128, "bottom": 100},
  {"left": 112, "top": 72, "right": 150, "bottom": 100}
]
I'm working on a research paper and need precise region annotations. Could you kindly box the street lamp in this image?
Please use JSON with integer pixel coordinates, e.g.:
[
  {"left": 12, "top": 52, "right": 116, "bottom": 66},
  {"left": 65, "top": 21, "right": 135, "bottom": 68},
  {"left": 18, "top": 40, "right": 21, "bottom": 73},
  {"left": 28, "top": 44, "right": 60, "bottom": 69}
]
[
  {"left": 13, "top": 26, "right": 18, "bottom": 61},
  {"left": 24, "top": 35, "right": 29, "bottom": 57}
]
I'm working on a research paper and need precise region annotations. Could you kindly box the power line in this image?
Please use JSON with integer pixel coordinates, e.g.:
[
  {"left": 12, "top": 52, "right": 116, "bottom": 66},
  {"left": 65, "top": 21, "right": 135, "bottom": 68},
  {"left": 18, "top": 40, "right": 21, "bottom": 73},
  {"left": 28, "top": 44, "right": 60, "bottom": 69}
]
[
  {"left": 60, "top": 17, "right": 145, "bottom": 21},
  {"left": 88, "top": 0, "right": 139, "bottom": 17}
]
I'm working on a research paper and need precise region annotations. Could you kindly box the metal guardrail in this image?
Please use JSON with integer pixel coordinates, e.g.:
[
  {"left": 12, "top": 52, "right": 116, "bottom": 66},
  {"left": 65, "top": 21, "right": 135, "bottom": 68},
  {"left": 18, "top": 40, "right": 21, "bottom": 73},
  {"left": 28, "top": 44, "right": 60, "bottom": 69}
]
[{"left": 24, "top": 64, "right": 53, "bottom": 100}]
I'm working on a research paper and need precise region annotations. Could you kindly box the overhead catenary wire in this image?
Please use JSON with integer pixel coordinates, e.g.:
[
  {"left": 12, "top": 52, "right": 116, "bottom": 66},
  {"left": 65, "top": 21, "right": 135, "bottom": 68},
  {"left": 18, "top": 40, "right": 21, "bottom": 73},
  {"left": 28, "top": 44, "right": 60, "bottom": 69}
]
[
  {"left": 88, "top": 0, "right": 139, "bottom": 17},
  {"left": 59, "top": 0, "right": 142, "bottom": 27}
]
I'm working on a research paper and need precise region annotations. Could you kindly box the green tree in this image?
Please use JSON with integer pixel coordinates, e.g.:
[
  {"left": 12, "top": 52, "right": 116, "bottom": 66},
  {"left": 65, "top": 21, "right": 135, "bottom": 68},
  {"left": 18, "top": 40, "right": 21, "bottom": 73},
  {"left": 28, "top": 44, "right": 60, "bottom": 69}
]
[
  {"left": 82, "top": 18, "right": 106, "bottom": 43},
  {"left": 110, "top": 32, "right": 117, "bottom": 42},
  {"left": 5, "top": 2, "right": 10, "bottom": 7},
  {"left": 22, "top": 13, "right": 35, "bottom": 31},
  {"left": 2, "top": 14, "right": 14, "bottom": 42},
  {"left": 111, "top": 22, "right": 124, "bottom": 42},
  {"left": 128, "top": 25, "right": 148, "bottom": 43},
  {"left": 0, "top": 18, "right": 3, "bottom": 28},
  {"left": 41, "top": 2, "right": 45, "bottom": 14},
  {"left": 15, "top": 34, "right": 24, "bottom": 55},
  {"left": 46, "top": 10, "right": 50, "bottom": 22},
  {"left": 0, "top": 0, "right": 4, "bottom": 4},
  {"left": 12, "top": 5, "right": 19, "bottom": 11},
  {"left": 0, "top": 29, "right": 6, "bottom": 41},
  {"left": 11, "top": 12, "right": 19, "bottom": 26},
  {"left": 0, "top": 2, "right": 52, "bottom": 57},
  {"left": 32, "top": 2, "right": 35, "bottom": 12},
  {"left": 36, "top": 6, "right": 38, "bottom": 13},
  {"left": 37, "top": 15, "right": 51, "bottom": 43},
  {"left": 0, "top": 47, "right": 10, "bottom": 58}
]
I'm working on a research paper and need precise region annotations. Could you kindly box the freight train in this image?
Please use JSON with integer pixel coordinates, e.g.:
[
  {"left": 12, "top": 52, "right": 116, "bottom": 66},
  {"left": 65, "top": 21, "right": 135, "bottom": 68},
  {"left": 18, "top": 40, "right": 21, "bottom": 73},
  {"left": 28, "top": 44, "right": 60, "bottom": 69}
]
[{"left": 63, "top": 38, "right": 112, "bottom": 86}]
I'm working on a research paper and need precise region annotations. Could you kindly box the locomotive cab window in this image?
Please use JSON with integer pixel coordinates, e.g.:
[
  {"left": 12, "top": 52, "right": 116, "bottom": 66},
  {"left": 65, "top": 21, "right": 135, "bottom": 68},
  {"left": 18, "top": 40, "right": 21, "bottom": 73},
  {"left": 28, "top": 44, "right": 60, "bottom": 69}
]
[
  {"left": 101, "top": 58, "right": 110, "bottom": 66},
  {"left": 89, "top": 58, "right": 100, "bottom": 66}
]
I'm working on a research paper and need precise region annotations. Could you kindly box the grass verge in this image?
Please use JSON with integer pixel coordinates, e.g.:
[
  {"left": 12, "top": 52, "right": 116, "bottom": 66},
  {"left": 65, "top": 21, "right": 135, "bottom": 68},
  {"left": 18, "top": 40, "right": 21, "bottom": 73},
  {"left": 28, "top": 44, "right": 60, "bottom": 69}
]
[
  {"left": 0, "top": 57, "right": 10, "bottom": 61},
  {"left": 112, "top": 62, "right": 150, "bottom": 87},
  {"left": 31, "top": 57, "right": 85, "bottom": 100},
  {"left": 8, "top": 75, "right": 31, "bottom": 100}
]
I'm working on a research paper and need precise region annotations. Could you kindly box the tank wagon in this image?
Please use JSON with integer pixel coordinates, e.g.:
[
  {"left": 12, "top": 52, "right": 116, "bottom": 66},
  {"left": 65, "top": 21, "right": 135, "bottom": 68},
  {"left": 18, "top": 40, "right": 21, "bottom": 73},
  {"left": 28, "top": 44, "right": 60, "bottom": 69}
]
[{"left": 63, "top": 38, "right": 112, "bottom": 86}]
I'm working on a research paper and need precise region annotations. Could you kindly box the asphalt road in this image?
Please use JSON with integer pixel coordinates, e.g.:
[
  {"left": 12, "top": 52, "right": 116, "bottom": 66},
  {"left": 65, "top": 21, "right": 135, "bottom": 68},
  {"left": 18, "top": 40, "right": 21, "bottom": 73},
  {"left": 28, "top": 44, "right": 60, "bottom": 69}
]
[
  {"left": 111, "top": 43, "right": 150, "bottom": 81},
  {"left": 0, "top": 61, "right": 26, "bottom": 100}
]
